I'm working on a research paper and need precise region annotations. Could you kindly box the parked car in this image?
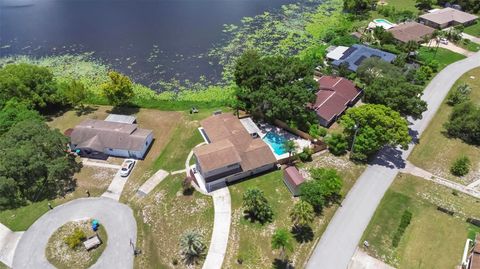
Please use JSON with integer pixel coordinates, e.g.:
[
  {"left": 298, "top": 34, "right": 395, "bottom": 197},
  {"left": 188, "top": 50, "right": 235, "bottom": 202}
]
[
  {"left": 439, "top": 38, "right": 448, "bottom": 45},
  {"left": 120, "top": 159, "right": 136, "bottom": 177}
]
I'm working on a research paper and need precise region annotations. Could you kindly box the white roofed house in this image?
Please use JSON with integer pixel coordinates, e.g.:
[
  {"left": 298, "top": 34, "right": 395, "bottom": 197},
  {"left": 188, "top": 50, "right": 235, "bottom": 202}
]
[{"left": 69, "top": 119, "right": 153, "bottom": 160}]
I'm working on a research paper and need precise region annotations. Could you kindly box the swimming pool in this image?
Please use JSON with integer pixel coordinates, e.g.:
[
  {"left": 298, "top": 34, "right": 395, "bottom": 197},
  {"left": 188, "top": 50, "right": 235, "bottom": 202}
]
[
  {"left": 262, "top": 132, "right": 288, "bottom": 155},
  {"left": 373, "top": 18, "right": 395, "bottom": 29}
]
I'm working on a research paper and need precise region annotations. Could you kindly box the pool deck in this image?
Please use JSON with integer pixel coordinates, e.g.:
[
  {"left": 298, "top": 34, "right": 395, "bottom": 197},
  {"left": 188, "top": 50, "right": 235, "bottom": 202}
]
[{"left": 257, "top": 122, "right": 311, "bottom": 161}]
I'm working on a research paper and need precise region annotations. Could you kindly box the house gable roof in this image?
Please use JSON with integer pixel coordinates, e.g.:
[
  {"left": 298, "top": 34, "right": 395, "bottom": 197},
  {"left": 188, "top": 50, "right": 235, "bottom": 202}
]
[
  {"left": 420, "top": 7, "right": 478, "bottom": 25},
  {"left": 388, "top": 22, "right": 436, "bottom": 42},
  {"left": 331, "top": 44, "right": 397, "bottom": 72}
]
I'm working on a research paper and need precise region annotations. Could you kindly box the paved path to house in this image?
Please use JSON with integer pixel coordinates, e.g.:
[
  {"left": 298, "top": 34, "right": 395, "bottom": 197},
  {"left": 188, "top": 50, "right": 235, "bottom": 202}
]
[
  {"left": 101, "top": 169, "right": 132, "bottom": 201},
  {"left": 82, "top": 158, "right": 122, "bottom": 170},
  {"left": 468, "top": 179, "right": 480, "bottom": 189},
  {"left": 461, "top": 32, "right": 480, "bottom": 45},
  {"left": 12, "top": 197, "right": 136, "bottom": 269},
  {"left": 347, "top": 248, "right": 395, "bottom": 269},
  {"left": 136, "top": 169, "right": 169, "bottom": 197},
  {"left": 202, "top": 187, "right": 231, "bottom": 269},
  {"left": 306, "top": 51, "right": 480, "bottom": 269},
  {"left": 0, "top": 223, "right": 23, "bottom": 267},
  {"left": 401, "top": 161, "right": 480, "bottom": 199}
]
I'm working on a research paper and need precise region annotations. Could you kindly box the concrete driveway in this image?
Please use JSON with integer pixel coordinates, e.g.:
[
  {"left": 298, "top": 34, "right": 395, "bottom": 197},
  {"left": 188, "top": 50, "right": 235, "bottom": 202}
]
[
  {"left": 12, "top": 197, "right": 137, "bottom": 269},
  {"left": 306, "top": 51, "right": 480, "bottom": 269}
]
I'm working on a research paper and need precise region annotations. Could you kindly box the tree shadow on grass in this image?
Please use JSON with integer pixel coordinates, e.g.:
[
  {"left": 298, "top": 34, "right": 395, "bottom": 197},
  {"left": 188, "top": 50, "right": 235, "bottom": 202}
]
[
  {"left": 107, "top": 106, "right": 140, "bottom": 115},
  {"left": 272, "top": 258, "right": 294, "bottom": 269},
  {"left": 291, "top": 225, "right": 314, "bottom": 243},
  {"left": 242, "top": 210, "right": 272, "bottom": 225}
]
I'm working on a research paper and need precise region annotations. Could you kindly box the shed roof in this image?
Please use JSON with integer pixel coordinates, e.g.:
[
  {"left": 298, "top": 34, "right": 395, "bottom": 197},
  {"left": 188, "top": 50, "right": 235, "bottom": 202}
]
[
  {"left": 284, "top": 166, "right": 305, "bottom": 187},
  {"left": 105, "top": 114, "right": 137, "bottom": 124},
  {"left": 420, "top": 7, "right": 478, "bottom": 24},
  {"left": 388, "top": 22, "right": 436, "bottom": 43}
]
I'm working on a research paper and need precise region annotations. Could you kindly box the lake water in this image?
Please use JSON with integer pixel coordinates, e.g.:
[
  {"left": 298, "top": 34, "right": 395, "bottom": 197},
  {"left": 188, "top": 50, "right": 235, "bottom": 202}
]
[{"left": 0, "top": 0, "right": 298, "bottom": 88}]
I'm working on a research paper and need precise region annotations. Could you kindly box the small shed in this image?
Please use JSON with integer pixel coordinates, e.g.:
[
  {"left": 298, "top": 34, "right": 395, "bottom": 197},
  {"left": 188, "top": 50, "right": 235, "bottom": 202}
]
[
  {"left": 104, "top": 114, "right": 137, "bottom": 124},
  {"left": 283, "top": 166, "right": 305, "bottom": 196}
]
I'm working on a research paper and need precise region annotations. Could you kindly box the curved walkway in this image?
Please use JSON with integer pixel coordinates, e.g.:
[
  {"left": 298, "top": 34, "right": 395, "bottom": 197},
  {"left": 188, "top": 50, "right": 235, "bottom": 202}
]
[
  {"left": 12, "top": 197, "right": 137, "bottom": 269},
  {"left": 306, "top": 51, "right": 480, "bottom": 269},
  {"left": 185, "top": 142, "right": 232, "bottom": 269}
]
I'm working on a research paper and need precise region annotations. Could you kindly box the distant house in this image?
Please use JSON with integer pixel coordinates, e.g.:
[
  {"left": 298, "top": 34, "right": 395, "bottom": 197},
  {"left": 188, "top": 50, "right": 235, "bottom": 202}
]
[
  {"left": 193, "top": 113, "right": 277, "bottom": 192},
  {"left": 312, "top": 76, "right": 362, "bottom": 127},
  {"left": 388, "top": 22, "right": 436, "bottom": 43},
  {"left": 70, "top": 119, "right": 153, "bottom": 159},
  {"left": 419, "top": 7, "right": 478, "bottom": 29},
  {"left": 283, "top": 166, "right": 305, "bottom": 196},
  {"left": 330, "top": 44, "right": 397, "bottom": 72}
]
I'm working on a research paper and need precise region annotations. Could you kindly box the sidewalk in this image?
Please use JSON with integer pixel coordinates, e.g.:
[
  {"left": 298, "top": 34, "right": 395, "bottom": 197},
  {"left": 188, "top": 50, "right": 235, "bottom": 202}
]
[
  {"left": 0, "top": 223, "right": 23, "bottom": 267},
  {"left": 136, "top": 169, "right": 169, "bottom": 197}
]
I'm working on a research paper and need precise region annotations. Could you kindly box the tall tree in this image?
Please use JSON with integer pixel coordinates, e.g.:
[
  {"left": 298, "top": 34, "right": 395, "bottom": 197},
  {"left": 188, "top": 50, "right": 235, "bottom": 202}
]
[
  {"left": 283, "top": 140, "right": 298, "bottom": 162},
  {"left": 242, "top": 188, "right": 274, "bottom": 224},
  {"left": 310, "top": 168, "right": 343, "bottom": 201},
  {"left": 0, "top": 63, "right": 60, "bottom": 109},
  {"left": 0, "top": 100, "right": 43, "bottom": 135},
  {"left": 343, "top": 0, "right": 375, "bottom": 14},
  {"left": 416, "top": 0, "right": 435, "bottom": 10},
  {"left": 290, "top": 200, "right": 315, "bottom": 228},
  {"left": 444, "top": 101, "right": 480, "bottom": 145},
  {"left": 0, "top": 120, "right": 81, "bottom": 209},
  {"left": 102, "top": 71, "right": 135, "bottom": 106},
  {"left": 340, "top": 104, "right": 411, "bottom": 161},
  {"left": 179, "top": 230, "right": 206, "bottom": 265},
  {"left": 61, "top": 79, "right": 89, "bottom": 111},
  {"left": 234, "top": 50, "right": 317, "bottom": 127},
  {"left": 271, "top": 228, "right": 294, "bottom": 263},
  {"left": 300, "top": 180, "right": 325, "bottom": 213}
]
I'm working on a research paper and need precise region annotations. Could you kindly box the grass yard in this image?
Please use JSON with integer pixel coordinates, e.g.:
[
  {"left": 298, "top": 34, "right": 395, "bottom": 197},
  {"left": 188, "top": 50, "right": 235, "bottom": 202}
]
[
  {"left": 131, "top": 175, "right": 214, "bottom": 269},
  {"left": 224, "top": 153, "right": 365, "bottom": 269},
  {"left": 0, "top": 166, "right": 116, "bottom": 231},
  {"left": 464, "top": 21, "right": 480, "bottom": 37},
  {"left": 361, "top": 173, "right": 480, "bottom": 269},
  {"left": 368, "top": 0, "right": 419, "bottom": 21},
  {"left": 418, "top": 47, "right": 466, "bottom": 71},
  {"left": 409, "top": 67, "right": 480, "bottom": 184},
  {"left": 457, "top": 40, "right": 480, "bottom": 52}
]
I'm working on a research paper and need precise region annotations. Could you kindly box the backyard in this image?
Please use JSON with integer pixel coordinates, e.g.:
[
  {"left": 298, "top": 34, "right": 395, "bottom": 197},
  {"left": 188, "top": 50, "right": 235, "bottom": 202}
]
[
  {"left": 131, "top": 174, "right": 214, "bottom": 269},
  {"left": 409, "top": 67, "right": 480, "bottom": 184},
  {"left": 361, "top": 173, "right": 480, "bottom": 269},
  {"left": 224, "top": 152, "right": 365, "bottom": 268}
]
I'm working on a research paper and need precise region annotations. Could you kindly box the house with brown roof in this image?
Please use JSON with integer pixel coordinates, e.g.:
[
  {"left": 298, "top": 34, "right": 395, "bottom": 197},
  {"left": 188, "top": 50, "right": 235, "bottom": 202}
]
[
  {"left": 419, "top": 7, "right": 478, "bottom": 29},
  {"left": 388, "top": 22, "right": 436, "bottom": 43},
  {"left": 312, "top": 76, "right": 362, "bottom": 127},
  {"left": 193, "top": 113, "right": 277, "bottom": 192},
  {"left": 469, "top": 235, "right": 480, "bottom": 269},
  {"left": 70, "top": 119, "right": 153, "bottom": 159},
  {"left": 283, "top": 166, "right": 305, "bottom": 196}
]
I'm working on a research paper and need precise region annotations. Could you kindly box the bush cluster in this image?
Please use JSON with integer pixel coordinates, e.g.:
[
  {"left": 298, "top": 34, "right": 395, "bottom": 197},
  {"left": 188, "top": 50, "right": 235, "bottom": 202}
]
[
  {"left": 392, "top": 210, "right": 412, "bottom": 247},
  {"left": 64, "top": 228, "right": 86, "bottom": 249},
  {"left": 450, "top": 156, "right": 471, "bottom": 176}
]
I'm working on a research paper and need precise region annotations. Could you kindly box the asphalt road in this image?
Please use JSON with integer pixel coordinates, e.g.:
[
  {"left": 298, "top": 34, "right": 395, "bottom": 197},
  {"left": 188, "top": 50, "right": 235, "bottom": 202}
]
[
  {"left": 306, "top": 51, "right": 480, "bottom": 269},
  {"left": 12, "top": 197, "right": 137, "bottom": 269}
]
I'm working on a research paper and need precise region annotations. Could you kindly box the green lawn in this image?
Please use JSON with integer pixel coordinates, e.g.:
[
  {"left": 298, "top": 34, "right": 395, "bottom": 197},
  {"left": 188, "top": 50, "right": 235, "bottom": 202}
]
[
  {"left": 409, "top": 67, "right": 480, "bottom": 184},
  {"left": 369, "top": 0, "right": 419, "bottom": 20},
  {"left": 131, "top": 174, "right": 214, "bottom": 268},
  {"left": 418, "top": 47, "right": 467, "bottom": 71},
  {"left": 361, "top": 174, "right": 480, "bottom": 269},
  {"left": 457, "top": 40, "right": 480, "bottom": 52},
  {"left": 464, "top": 21, "right": 480, "bottom": 37}
]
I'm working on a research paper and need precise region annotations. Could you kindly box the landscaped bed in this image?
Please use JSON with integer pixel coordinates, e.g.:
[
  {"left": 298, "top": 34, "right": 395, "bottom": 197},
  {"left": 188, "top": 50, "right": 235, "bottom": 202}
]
[
  {"left": 132, "top": 174, "right": 214, "bottom": 268},
  {"left": 45, "top": 219, "right": 108, "bottom": 269},
  {"left": 361, "top": 173, "right": 480, "bottom": 268},
  {"left": 409, "top": 67, "right": 480, "bottom": 185}
]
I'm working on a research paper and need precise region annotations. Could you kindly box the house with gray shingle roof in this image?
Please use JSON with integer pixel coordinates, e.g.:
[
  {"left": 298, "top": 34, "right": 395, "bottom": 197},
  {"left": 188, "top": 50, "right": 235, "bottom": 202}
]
[{"left": 331, "top": 44, "right": 397, "bottom": 72}]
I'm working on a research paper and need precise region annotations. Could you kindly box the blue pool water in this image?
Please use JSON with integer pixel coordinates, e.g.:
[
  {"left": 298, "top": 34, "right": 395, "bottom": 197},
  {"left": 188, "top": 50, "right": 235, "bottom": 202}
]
[{"left": 262, "top": 132, "right": 288, "bottom": 155}]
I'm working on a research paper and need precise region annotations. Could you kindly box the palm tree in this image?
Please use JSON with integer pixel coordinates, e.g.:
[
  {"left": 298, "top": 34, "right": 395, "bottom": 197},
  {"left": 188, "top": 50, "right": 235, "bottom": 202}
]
[
  {"left": 271, "top": 228, "right": 294, "bottom": 263},
  {"left": 179, "top": 230, "right": 206, "bottom": 265},
  {"left": 283, "top": 140, "right": 298, "bottom": 163},
  {"left": 290, "top": 200, "right": 315, "bottom": 228}
]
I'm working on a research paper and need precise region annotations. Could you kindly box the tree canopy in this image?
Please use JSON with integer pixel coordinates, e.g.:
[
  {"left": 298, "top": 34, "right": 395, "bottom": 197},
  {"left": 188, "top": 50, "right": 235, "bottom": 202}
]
[
  {"left": 290, "top": 200, "right": 315, "bottom": 228},
  {"left": 444, "top": 101, "right": 480, "bottom": 145},
  {"left": 0, "top": 100, "right": 43, "bottom": 135},
  {"left": 102, "top": 71, "right": 135, "bottom": 106},
  {"left": 340, "top": 104, "right": 411, "bottom": 161},
  {"left": 343, "top": 0, "right": 375, "bottom": 14},
  {"left": 0, "top": 63, "right": 60, "bottom": 109},
  {"left": 0, "top": 120, "right": 81, "bottom": 209},
  {"left": 234, "top": 50, "right": 317, "bottom": 127},
  {"left": 242, "top": 188, "right": 274, "bottom": 224}
]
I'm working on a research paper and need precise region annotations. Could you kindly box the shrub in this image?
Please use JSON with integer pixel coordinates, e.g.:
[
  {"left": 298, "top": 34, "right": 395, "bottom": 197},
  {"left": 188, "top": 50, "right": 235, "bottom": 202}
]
[
  {"left": 446, "top": 83, "right": 471, "bottom": 106},
  {"left": 392, "top": 210, "right": 412, "bottom": 247},
  {"left": 298, "top": 147, "right": 314, "bottom": 162},
  {"left": 450, "top": 156, "right": 471, "bottom": 176},
  {"left": 64, "top": 228, "right": 86, "bottom": 249},
  {"left": 325, "top": 133, "right": 348, "bottom": 156},
  {"left": 308, "top": 124, "right": 327, "bottom": 138}
]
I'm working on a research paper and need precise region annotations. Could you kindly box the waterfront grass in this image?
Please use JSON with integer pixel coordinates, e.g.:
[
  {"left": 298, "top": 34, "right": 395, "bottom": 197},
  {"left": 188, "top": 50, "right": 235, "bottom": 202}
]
[
  {"left": 361, "top": 173, "right": 480, "bottom": 268},
  {"left": 409, "top": 67, "right": 480, "bottom": 184},
  {"left": 131, "top": 174, "right": 214, "bottom": 269}
]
